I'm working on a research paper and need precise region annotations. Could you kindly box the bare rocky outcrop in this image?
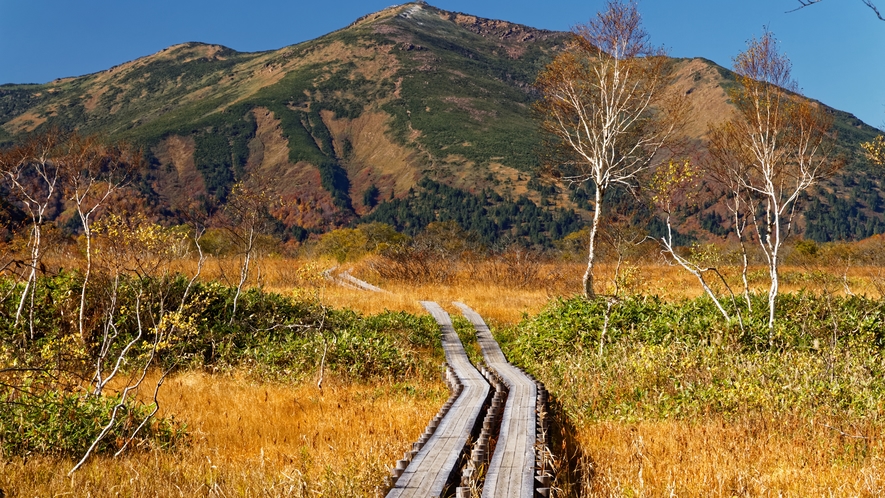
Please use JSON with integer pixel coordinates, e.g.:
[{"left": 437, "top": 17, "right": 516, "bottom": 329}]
[{"left": 445, "top": 12, "right": 561, "bottom": 43}]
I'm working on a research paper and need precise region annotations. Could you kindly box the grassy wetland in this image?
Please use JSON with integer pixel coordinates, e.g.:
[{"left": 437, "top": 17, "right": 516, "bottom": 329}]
[
  {"left": 3, "top": 236, "right": 885, "bottom": 496},
  {"left": 2, "top": 0, "right": 884, "bottom": 494}
]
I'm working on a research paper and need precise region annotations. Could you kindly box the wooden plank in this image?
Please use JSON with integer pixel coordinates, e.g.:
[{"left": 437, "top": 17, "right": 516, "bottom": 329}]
[
  {"left": 387, "top": 301, "right": 490, "bottom": 498},
  {"left": 454, "top": 302, "right": 537, "bottom": 498}
]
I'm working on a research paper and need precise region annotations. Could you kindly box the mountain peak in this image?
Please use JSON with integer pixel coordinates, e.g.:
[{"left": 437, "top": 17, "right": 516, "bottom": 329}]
[
  {"left": 359, "top": 2, "right": 559, "bottom": 43},
  {"left": 1, "top": 3, "right": 881, "bottom": 245}
]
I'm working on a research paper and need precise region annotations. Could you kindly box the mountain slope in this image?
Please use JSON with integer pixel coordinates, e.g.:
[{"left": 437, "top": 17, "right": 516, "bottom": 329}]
[{"left": 1, "top": 2, "right": 882, "bottom": 244}]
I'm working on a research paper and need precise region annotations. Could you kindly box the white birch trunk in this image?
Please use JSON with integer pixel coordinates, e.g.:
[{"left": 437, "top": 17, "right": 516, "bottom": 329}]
[{"left": 582, "top": 185, "right": 604, "bottom": 299}]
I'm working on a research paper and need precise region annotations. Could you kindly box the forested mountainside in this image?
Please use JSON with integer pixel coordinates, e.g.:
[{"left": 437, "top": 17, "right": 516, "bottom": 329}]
[{"left": 1, "top": 1, "right": 882, "bottom": 247}]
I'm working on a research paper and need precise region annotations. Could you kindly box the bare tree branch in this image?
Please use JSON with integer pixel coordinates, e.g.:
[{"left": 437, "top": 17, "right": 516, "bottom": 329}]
[
  {"left": 865, "top": 0, "right": 885, "bottom": 19},
  {"left": 789, "top": 0, "right": 884, "bottom": 20}
]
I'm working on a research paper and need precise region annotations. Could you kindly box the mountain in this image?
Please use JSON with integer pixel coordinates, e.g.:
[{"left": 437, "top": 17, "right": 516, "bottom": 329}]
[{"left": 1, "top": 2, "right": 883, "bottom": 246}]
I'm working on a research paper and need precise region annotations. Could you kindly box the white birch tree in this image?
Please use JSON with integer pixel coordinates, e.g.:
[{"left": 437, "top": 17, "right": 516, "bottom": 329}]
[
  {"left": 0, "top": 131, "right": 64, "bottom": 336},
  {"left": 60, "top": 134, "right": 134, "bottom": 341},
  {"left": 714, "top": 30, "right": 840, "bottom": 331},
  {"left": 534, "top": 0, "right": 685, "bottom": 298}
]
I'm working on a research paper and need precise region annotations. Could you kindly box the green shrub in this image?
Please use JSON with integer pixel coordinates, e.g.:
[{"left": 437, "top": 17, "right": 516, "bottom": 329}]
[
  {"left": 0, "top": 390, "right": 184, "bottom": 457},
  {"left": 500, "top": 294, "right": 885, "bottom": 424},
  {"left": 1, "top": 273, "right": 445, "bottom": 383},
  {"left": 505, "top": 293, "right": 885, "bottom": 359}
]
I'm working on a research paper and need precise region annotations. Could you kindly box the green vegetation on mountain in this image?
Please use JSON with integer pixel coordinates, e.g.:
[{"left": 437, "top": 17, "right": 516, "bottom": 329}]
[
  {"left": 362, "top": 178, "right": 583, "bottom": 247},
  {"left": 0, "top": 2, "right": 883, "bottom": 244},
  {"left": 380, "top": 6, "right": 563, "bottom": 172}
]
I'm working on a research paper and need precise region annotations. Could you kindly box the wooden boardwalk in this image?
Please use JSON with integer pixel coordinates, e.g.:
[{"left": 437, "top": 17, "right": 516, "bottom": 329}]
[
  {"left": 386, "top": 301, "right": 490, "bottom": 497},
  {"left": 454, "top": 302, "right": 539, "bottom": 498}
]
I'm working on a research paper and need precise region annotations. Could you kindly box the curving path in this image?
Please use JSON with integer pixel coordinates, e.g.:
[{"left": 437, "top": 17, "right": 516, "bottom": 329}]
[
  {"left": 454, "top": 302, "right": 539, "bottom": 498},
  {"left": 386, "top": 301, "right": 490, "bottom": 497}
]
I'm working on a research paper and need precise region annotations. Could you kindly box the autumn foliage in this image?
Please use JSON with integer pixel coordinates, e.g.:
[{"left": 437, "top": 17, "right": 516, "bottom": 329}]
[{"left": 534, "top": 0, "right": 686, "bottom": 298}]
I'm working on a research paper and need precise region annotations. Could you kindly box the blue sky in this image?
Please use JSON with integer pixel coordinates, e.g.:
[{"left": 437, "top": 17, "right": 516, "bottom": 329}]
[{"left": 1, "top": 0, "right": 883, "bottom": 128}]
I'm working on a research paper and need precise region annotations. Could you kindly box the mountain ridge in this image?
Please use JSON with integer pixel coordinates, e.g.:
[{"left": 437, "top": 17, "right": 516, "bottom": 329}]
[{"left": 1, "top": 2, "right": 883, "bottom": 245}]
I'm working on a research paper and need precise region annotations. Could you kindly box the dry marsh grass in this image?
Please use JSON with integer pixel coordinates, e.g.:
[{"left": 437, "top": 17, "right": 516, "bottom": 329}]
[
  {"left": 7, "top": 251, "right": 885, "bottom": 497},
  {"left": 185, "top": 256, "right": 885, "bottom": 309},
  {"left": 575, "top": 417, "right": 884, "bottom": 496},
  {"left": 320, "top": 280, "right": 552, "bottom": 326},
  {"left": 1, "top": 371, "right": 446, "bottom": 497},
  {"left": 39, "top": 249, "right": 885, "bottom": 318},
  {"left": 315, "top": 258, "right": 885, "bottom": 328}
]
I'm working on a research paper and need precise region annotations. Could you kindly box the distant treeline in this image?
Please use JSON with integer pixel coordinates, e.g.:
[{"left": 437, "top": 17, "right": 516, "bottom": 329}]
[{"left": 361, "top": 178, "right": 584, "bottom": 248}]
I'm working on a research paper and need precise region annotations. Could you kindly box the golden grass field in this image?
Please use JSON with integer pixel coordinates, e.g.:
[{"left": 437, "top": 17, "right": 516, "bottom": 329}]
[
  {"left": 576, "top": 416, "right": 883, "bottom": 496},
  {"left": 4, "top": 254, "right": 885, "bottom": 497},
  {"left": 1, "top": 372, "right": 446, "bottom": 497},
  {"left": 192, "top": 254, "right": 885, "bottom": 322}
]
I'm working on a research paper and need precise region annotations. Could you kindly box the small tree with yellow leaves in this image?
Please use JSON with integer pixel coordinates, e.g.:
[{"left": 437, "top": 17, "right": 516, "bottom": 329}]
[
  {"left": 651, "top": 159, "right": 743, "bottom": 326},
  {"left": 862, "top": 135, "right": 885, "bottom": 165},
  {"left": 70, "top": 214, "right": 196, "bottom": 474}
]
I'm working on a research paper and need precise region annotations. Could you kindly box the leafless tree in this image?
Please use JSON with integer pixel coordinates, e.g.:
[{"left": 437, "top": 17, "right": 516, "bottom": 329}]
[
  {"left": 534, "top": 0, "right": 686, "bottom": 298},
  {"left": 790, "top": 0, "right": 884, "bottom": 21},
  {"left": 59, "top": 134, "right": 135, "bottom": 340},
  {"left": 220, "top": 182, "right": 273, "bottom": 323},
  {"left": 0, "top": 131, "right": 64, "bottom": 336}
]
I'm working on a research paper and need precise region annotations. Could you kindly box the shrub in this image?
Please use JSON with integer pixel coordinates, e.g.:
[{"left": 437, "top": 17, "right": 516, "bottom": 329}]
[
  {"left": 0, "top": 390, "right": 184, "bottom": 457},
  {"left": 499, "top": 293, "right": 885, "bottom": 424},
  {"left": 0, "top": 272, "right": 445, "bottom": 459}
]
